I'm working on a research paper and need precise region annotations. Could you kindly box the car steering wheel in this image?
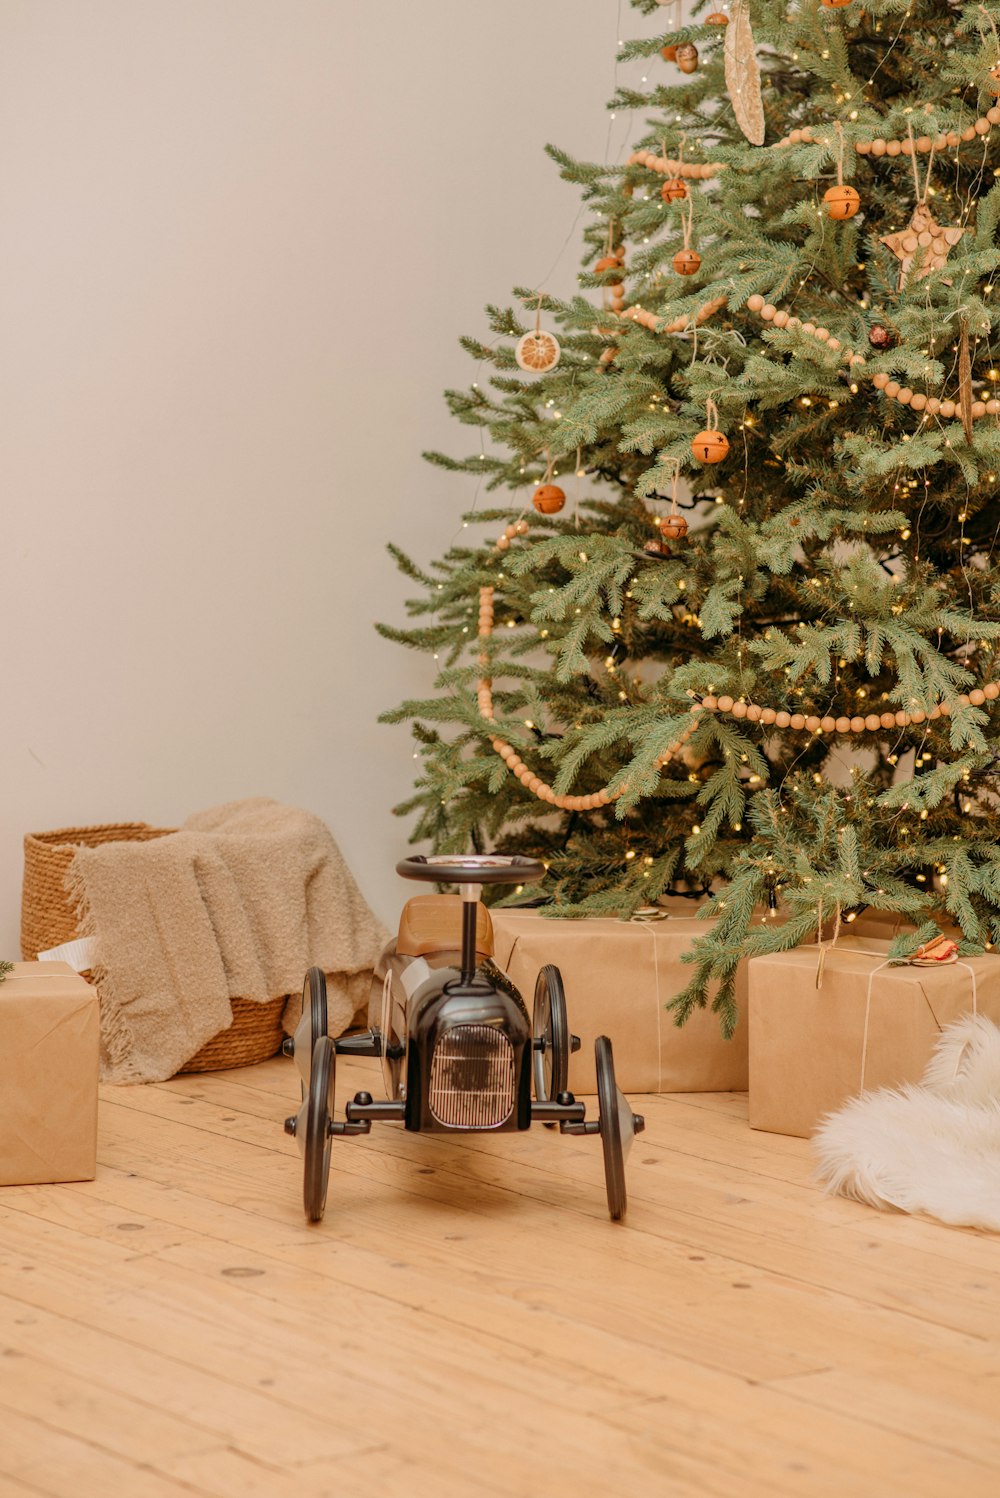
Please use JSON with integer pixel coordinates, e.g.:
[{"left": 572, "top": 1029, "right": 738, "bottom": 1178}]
[{"left": 396, "top": 853, "right": 546, "bottom": 886}]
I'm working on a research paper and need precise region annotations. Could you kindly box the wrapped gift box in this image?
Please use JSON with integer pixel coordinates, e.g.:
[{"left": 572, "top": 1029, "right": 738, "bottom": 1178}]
[
  {"left": 1, "top": 961, "right": 99, "bottom": 1185},
  {"left": 491, "top": 902, "right": 747, "bottom": 1095},
  {"left": 748, "top": 937, "right": 1000, "bottom": 1138}
]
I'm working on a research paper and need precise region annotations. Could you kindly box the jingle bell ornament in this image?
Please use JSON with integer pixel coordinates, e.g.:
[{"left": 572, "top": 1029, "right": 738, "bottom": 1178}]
[
  {"left": 659, "top": 513, "right": 689, "bottom": 541},
  {"left": 661, "top": 178, "right": 688, "bottom": 203},
  {"left": 823, "top": 184, "right": 861, "bottom": 221},
  {"left": 643, "top": 537, "right": 670, "bottom": 557},
  {"left": 706, "top": 12, "right": 729, "bottom": 23},
  {"left": 661, "top": 44, "right": 678, "bottom": 62},
  {"left": 675, "top": 43, "right": 699, "bottom": 74},
  {"left": 821, "top": 0, "right": 852, "bottom": 7},
  {"left": 692, "top": 429, "right": 730, "bottom": 464},
  {"left": 595, "top": 255, "right": 621, "bottom": 274},
  {"left": 987, "top": 63, "right": 1000, "bottom": 96},
  {"left": 673, "top": 248, "right": 701, "bottom": 276},
  {"left": 533, "top": 484, "right": 566, "bottom": 515}
]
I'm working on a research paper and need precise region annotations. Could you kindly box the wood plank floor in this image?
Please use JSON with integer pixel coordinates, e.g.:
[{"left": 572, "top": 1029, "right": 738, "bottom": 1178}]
[{"left": 1, "top": 1055, "right": 998, "bottom": 1498}]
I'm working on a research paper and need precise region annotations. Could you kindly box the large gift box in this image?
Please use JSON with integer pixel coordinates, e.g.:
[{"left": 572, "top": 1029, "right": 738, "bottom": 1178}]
[
  {"left": 0, "top": 961, "right": 99, "bottom": 1185},
  {"left": 748, "top": 937, "right": 1000, "bottom": 1138},
  {"left": 491, "top": 903, "right": 747, "bottom": 1095}
]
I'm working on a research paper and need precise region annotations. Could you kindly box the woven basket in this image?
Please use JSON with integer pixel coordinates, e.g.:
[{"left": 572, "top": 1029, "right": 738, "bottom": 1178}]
[{"left": 21, "top": 823, "right": 286, "bottom": 1073}]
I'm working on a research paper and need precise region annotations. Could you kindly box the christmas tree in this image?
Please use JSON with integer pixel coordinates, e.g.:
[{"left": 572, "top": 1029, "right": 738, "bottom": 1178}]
[{"left": 380, "top": 0, "right": 1000, "bottom": 1032}]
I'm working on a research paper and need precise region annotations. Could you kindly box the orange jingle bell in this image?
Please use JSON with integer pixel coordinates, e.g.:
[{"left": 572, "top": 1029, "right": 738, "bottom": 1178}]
[
  {"left": 673, "top": 248, "right": 701, "bottom": 276},
  {"left": 659, "top": 513, "right": 689, "bottom": 541},
  {"left": 661, "top": 178, "right": 688, "bottom": 203},
  {"left": 821, "top": 0, "right": 853, "bottom": 7},
  {"left": 691, "top": 430, "right": 730, "bottom": 464},
  {"left": 705, "top": 11, "right": 729, "bottom": 22},
  {"left": 533, "top": 484, "right": 566, "bottom": 515},
  {"left": 661, "top": 44, "right": 678, "bottom": 62},
  {"left": 823, "top": 184, "right": 861, "bottom": 220},
  {"left": 595, "top": 255, "right": 621, "bottom": 274}
]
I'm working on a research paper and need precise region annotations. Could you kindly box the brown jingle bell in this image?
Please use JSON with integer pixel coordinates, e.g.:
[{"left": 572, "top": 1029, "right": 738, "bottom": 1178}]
[
  {"left": 661, "top": 44, "right": 678, "bottom": 62},
  {"left": 661, "top": 178, "right": 688, "bottom": 203},
  {"left": 823, "top": 184, "right": 861, "bottom": 221},
  {"left": 659, "top": 513, "right": 689, "bottom": 541},
  {"left": 820, "top": 0, "right": 853, "bottom": 7},
  {"left": 675, "top": 44, "right": 699, "bottom": 74},
  {"left": 643, "top": 537, "right": 670, "bottom": 557},
  {"left": 672, "top": 248, "right": 701, "bottom": 276},
  {"left": 532, "top": 484, "right": 566, "bottom": 515},
  {"left": 595, "top": 255, "right": 621, "bottom": 274},
  {"left": 705, "top": 12, "right": 729, "bottom": 23},
  {"left": 691, "top": 430, "right": 730, "bottom": 464}
]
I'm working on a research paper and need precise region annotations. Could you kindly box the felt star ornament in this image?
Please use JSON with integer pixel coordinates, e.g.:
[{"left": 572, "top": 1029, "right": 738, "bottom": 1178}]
[{"left": 880, "top": 201, "right": 966, "bottom": 287}]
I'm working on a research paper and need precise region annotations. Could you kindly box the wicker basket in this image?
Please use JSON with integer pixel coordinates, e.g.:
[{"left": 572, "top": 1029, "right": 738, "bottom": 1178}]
[{"left": 21, "top": 823, "right": 287, "bottom": 1073}]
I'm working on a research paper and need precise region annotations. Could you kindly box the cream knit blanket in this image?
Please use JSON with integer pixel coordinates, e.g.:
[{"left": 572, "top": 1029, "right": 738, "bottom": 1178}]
[{"left": 69, "top": 799, "right": 388, "bottom": 1084}]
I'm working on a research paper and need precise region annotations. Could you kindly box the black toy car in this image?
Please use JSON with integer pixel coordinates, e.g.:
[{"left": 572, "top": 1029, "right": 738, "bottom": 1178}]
[{"left": 283, "top": 854, "right": 643, "bottom": 1222}]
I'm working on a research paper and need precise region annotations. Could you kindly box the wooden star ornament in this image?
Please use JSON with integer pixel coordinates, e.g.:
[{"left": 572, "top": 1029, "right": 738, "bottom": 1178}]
[{"left": 880, "top": 201, "right": 966, "bottom": 288}]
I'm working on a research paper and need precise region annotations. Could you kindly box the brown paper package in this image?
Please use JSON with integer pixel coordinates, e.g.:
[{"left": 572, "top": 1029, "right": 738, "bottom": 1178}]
[
  {"left": 491, "top": 902, "right": 747, "bottom": 1095},
  {"left": 0, "top": 961, "right": 99, "bottom": 1186},
  {"left": 748, "top": 937, "right": 1000, "bottom": 1138}
]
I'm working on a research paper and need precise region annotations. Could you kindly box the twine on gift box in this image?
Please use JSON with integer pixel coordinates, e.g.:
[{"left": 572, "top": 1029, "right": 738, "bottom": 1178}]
[
  {"left": 813, "top": 899, "right": 842, "bottom": 990},
  {"left": 856, "top": 950, "right": 976, "bottom": 1092}
]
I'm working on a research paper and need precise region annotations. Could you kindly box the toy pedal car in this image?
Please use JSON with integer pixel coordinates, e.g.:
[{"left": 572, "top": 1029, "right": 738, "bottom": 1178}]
[{"left": 282, "top": 854, "right": 644, "bottom": 1223}]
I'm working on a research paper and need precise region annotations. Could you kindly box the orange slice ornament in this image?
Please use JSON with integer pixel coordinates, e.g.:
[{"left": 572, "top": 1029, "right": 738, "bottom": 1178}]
[{"left": 515, "top": 329, "right": 561, "bottom": 373}]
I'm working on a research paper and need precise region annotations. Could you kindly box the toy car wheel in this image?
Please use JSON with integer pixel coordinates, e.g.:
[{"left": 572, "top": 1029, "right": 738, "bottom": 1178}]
[
  {"left": 303, "top": 1035, "right": 335, "bottom": 1223},
  {"left": 532, "top": 964, "right": 569, "bottom": 1103},
  {"left": 291, "top": 967, "right": 329, "bottom": 1094},
  {"left": 596, "top": 1035, "right": 641, "bottom": 1223}
]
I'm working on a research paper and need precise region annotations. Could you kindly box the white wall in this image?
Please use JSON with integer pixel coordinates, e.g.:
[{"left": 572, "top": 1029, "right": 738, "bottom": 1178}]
[{"left": 0, "top": 0, "right": 664, "bottom": 949}]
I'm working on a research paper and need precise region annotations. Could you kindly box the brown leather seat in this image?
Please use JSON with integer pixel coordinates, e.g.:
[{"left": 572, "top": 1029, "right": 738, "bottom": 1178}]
[{"left": 396, "top": 894, "right": 495, "bottom": 959}]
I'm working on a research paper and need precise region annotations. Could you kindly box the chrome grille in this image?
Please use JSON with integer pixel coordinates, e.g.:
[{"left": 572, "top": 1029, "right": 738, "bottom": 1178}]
[{"left": 428, "top": 1025, "right": 515, "bottom": 1129}]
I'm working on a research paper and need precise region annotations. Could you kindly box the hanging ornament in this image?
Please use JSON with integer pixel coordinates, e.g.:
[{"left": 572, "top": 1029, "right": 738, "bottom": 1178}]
[
  {"left": 881, "top": 202, "right": 965, "bottom": 287},
  {"left": 643, "top": 537, "right": 671, "bottom": 557},
  {"left": 824, "top": 185, "right": 860, "bottom": 220},
  {"left": 595, "top": 255, "right": 620, "bottom": 274},
  {"left": 988, "top": 64, "right": 1000, "bottom": 95},
  {"left": 661, "top": 44, "right": 678, "bottom": 62},
  {"left": 868, "top": 323, "right": 897, "bottom": 350},
  {"left": 881, "top": 137, "right": 965, "bottom": 287},
  {"left": 659, "top": 466, "right": 689, "bottom": 541},
  {"left": 515, "top": 297, "right": 561, "bottom": 373},
  {"left": 823, "top": 124, "right": 860, "bottom": 220},
  {"left": 672, "top": 195, "right": 700, "bottom": 276},
  {"left": 675, "top": 43, "right": 699, "bottom": 74},
  {"left": 706, "top": 11, "right": 730, "bottom": 23},
  {"left": 724, "top": 0, "right": 765, "bottom": 147},
  {"left": 533, "top": 484, "right": 566, "bottom": 515},
  {"left": 661, "top": 177, "right": 688, "bottom": 202},
  {"left": 821, "top": 0, "right": 853, "bottom": 7},
  {"left": 691, "top": 401, "right": 730, "bottom": 464}
]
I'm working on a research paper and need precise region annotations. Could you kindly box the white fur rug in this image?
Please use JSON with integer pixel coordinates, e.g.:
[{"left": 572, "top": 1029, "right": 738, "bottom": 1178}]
[{"left": 813, "top": 1015, "right": 1000, "bottom": 1231}]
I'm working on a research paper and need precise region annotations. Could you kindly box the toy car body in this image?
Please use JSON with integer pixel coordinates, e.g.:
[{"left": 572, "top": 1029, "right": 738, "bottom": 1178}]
[{"left": 284, "top": 854, "right": 643, "bottom": 1222}]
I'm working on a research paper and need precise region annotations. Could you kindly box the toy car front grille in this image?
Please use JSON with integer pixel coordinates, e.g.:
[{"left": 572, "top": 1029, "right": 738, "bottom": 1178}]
[{"left": 428, "top": 1025, "right": 515, "bottom": 1129}]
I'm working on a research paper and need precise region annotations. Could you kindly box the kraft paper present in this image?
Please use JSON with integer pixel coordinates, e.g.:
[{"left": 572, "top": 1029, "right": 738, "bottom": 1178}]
[
  {"left": 491, "top": 902, "right": 747, "bottom": 1095},
  {"left": 748, "top": 937, "right": 1000, "bottom": 1138},
  {"left": 0, "top": 961, "right": 99, "bottom": 1185}
]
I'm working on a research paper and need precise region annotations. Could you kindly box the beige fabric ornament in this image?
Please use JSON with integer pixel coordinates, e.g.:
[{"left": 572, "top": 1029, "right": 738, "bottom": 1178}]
[
  {"left": 515, "top": 329, "right": 560, "bottom": 373},
  {"left": 881, "top": 202, "right": 965, "bottom": 287},
  {"left": 724, "top": 0, "right": 765, "bottom": 146}
]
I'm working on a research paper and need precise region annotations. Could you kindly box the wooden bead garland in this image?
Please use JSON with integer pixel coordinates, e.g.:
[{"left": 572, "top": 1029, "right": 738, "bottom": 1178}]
[
  {"left": 476, "top": 519, "right": 1000, "bottom": 809},
  {"left": 628, "top": 149, "right": 726, "bottom": 182},
  {"left": 776, "top": 111, "right": 1000, "bottom": 156},
  {"left": 746, "top": 294, "right": 1000, "bottom": 421},
  {"left": 620, "top": 293, "right": 727, "bottom": 336}
]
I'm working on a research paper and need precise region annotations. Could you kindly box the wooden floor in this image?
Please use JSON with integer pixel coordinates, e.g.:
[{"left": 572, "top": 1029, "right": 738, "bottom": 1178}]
[{"left": 1, "top": 1057, "right": 998, "bottom": 1498}]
